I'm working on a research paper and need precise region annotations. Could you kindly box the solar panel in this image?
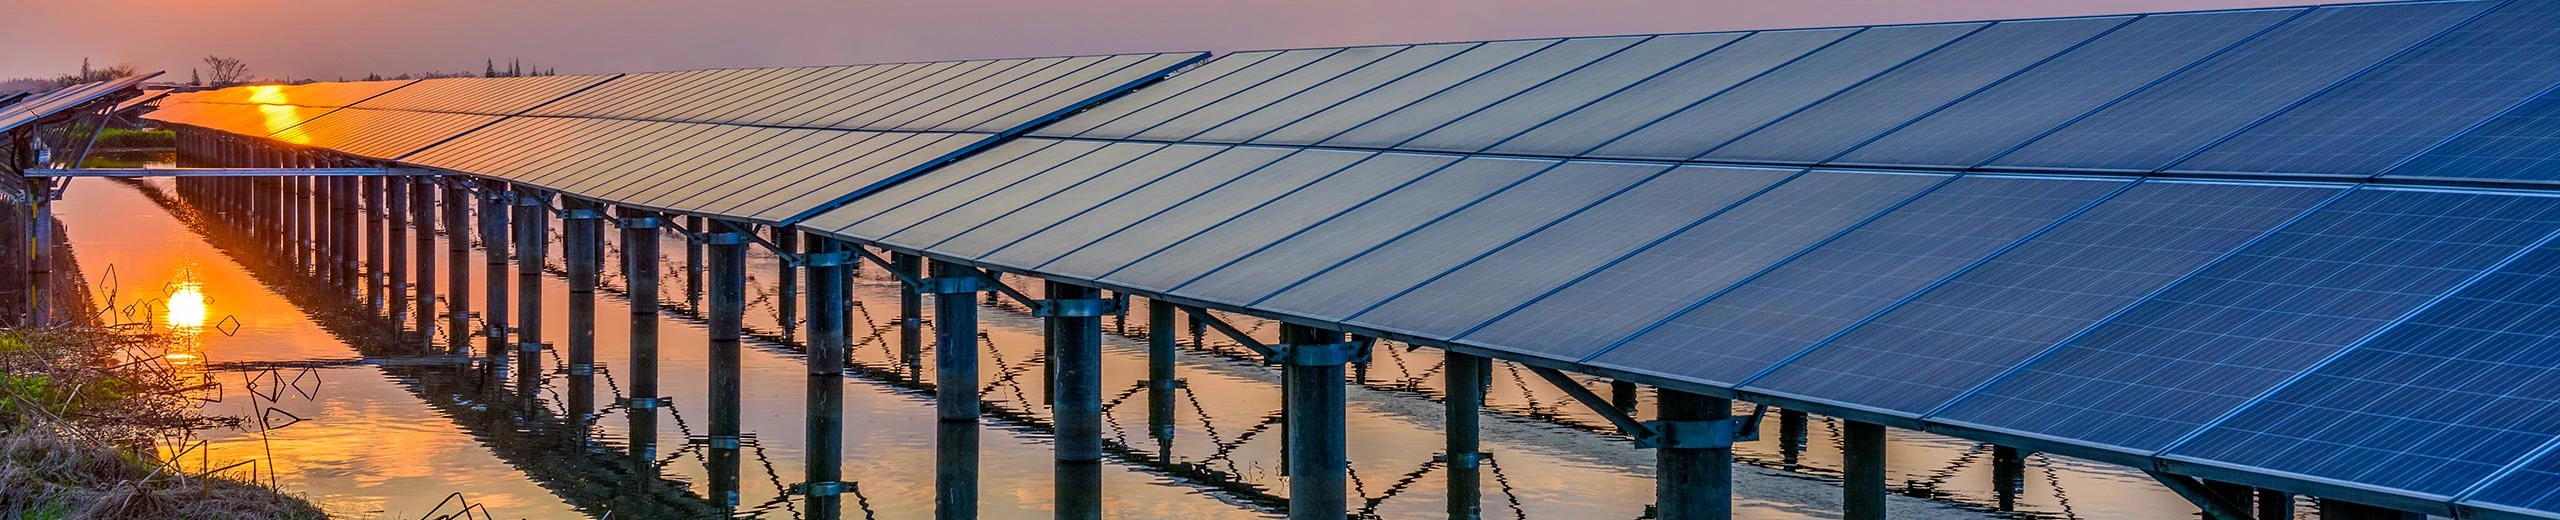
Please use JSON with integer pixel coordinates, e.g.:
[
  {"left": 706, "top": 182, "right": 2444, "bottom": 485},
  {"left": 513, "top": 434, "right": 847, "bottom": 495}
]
[
  {"left": 976, "top": 146, "right": 1304, "bottom": 267},
  {"left": 1834, "top": 9, "right": 2300, "bottom": 169},
  {"left": 1254, "top": 40, "right": 1557, "bottom": 146},
  {"left": 1318, "top": 37, "right": 1650, "bottom": 150},
  {"left": 1393, "top": 33, "right": 1743, "bottom": 153},
  {"left": 1074, "top": 51, "right": 1338, "bottom": 139},
  {"left": 1166, "top": 156, "right": 1559, "bottom": 304},
  {"left": 270, "top": 109, "right": 502, "bottom": 159},
  {"left": 2469, "top": 447, "right": 2560, "bottom": 517},
  {"left": 1747, "top": 180, "right": 2341, "bottom": 416},
  {"left": 1099, "top": 154, "right": 1495, "bottom": 292},
  {"left": 1187, "top": 44, "right": 1475, "bottom": 143},
  {"left": 1589, "top": 23, "right": 1984, "bottom": 161},
  {"left": 1047, "top": 152, "right": 1456, "bottom": 280},
  {"left": 1586, "top": 175, "right": 2124, "bottom": 386},
  {"left": 1703, "top": 17, "right": 2129, "bottom": 164},
  {"left": 2167, "top": 238, "right": 2560, "bottom": 500},
  {"left": 1937, "top": 187, "right": 2560, "bottom": 455},
  {"left": 880, "top": 142, "right": 1178, "bottom": 252},
  {"left": 2173, "top": 1, "right": 2560, "bottom": 176},
  {"left": 1346, "top": 165, "right": 1796, "bottom": 339},
  {"left": 1250, "top": 161, "right": 1667, "bottom": 322},
  {"left": 1454, "top": 170, "right": 1946, "bottom": 361},
  {"left": 1130, "top": 46, "right": 1415, "bottom": 142},
  {"left": 1992, "top": 1, "right": 2496, "bottom": 172},
  {"left": 1028, "top": 148, "right": 1381, "bottom": 276},
  {"left": 1486, "top": 29, "right": 1850, "bottom": 158}
]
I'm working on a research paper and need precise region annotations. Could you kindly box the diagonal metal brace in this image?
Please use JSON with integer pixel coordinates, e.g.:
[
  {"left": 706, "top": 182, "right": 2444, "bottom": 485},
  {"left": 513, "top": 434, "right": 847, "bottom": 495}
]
[
  {"left": 1181, "top": 306, "right": 1279, "bottom": 359},
  {"left": 1526, "top": 367, "right": 1744, "bottom": 449},
  {"left": 2145, "top": 470, "right": 2256, "bottom": 520},
  {"left": 849, "top": 247, "right": 928, "bottom": 289}
]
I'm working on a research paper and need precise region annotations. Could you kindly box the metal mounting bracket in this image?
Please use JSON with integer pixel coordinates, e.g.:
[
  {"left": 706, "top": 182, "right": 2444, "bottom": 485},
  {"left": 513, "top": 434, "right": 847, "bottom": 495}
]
[
  {"left": 1272, "top": 341, "right": 1371, "bottom": 366},
  {"left": 800, "top": 250, "right": 855, "bottom": 268},
  {"left": 919, "top": 276, "right": 981, "bottom": 295},
  {"left": 1524, "top": 366, "right": 1755, "bottom": 449},
  {"left": 792, "top": 481, "right": 847, "bottom": 498},
  {"left": 1033, "top": 298, "right": 1125, "bottom": 317},
  {"left": 618, "top": 216, "right": 662, "bottom": 229}
]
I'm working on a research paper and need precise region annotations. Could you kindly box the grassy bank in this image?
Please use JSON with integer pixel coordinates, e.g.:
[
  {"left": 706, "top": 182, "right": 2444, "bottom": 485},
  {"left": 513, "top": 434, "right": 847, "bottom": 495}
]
[
  {"left": 0, "top": 327, "right": 325, "bottom": 520},
  {"left": 92, "top": 128, "right": 174, "bottom": 149}
]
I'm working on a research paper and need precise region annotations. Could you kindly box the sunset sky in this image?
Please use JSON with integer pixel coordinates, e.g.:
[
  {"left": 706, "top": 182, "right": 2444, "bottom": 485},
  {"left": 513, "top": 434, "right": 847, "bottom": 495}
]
[{"left": 6, "top": 0, "right": 2356, "bottom": 82}]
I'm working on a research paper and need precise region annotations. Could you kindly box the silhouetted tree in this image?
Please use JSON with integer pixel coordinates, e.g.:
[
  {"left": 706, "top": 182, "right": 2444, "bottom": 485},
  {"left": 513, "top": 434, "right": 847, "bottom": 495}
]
[
  {"left": 189, "top": 69, "right": 201, "bottom": 86},
  {"left": 485, "top": 59, "right": 498, "bottom": 78},
  {"left": 202, "top": 55, "right": 252, "bottom": 85}
]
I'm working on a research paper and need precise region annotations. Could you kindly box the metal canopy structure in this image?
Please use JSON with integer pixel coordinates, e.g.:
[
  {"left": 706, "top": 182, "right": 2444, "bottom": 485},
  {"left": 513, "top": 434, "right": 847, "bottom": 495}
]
[
  {"left": 0, "top": 73, "right": 161, "bottom": 133},
  {"left": 129, "top": 0, "right": 2560, "bottom": 517}
]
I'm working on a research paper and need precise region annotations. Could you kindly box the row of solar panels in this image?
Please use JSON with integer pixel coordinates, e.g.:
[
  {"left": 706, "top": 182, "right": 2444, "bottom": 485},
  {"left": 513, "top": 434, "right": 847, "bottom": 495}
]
[
  {"left": 1037, "top": 0, "right": 2560, "bottom": 184},
  {"left": 146, "top": 53, "right": 1209, "bottom": 224},
  {"left": 139, "top": 0, "right": 2560, "bottom": 517}
]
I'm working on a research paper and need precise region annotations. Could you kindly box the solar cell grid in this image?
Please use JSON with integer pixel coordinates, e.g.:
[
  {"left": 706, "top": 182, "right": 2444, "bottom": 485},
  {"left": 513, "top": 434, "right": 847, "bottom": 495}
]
[
  {"left": 1130, "top": 46, "right": 1410, "bottom": 142},
  {"left": 795, "top": 138, "right": 1068, "bottom": 234},
  {"left": 1591, "top": 23, "right": 1984, "bottom": 161},
  {"left": 1348, "top": 164, "right": 1795, "bottom": 339},
  {"left": 1398, "top": 32, "right": 1743, "bottom": 154},
  {"left": 1255, "top": 40, "right": 1558, "bottom": 146},
  {"left": 1455, "top": 170, "right": 1949, "bottom": 361},
  {"left": 1586, "top": 175, "right": 2121, "bottom": 385},
  {"left": 2470, "top": 445, "right": 2560, "bottom": 515},
  {"left": 1322, "top": 36, "right": 1646, "bottom": 150},
  {"left": 1167, "top": 156, "right": 1561, "bottom": 304},
  {"left": 1937, "top": 187, "right": 2560, "bottom": 455},
  {"left": 1035, "top": 148, "right": 1378, "bottom": 278},
  {"left": 839, "top": 140, "right": 1118, "bottom": 243},
  {"left": 1992, "top": 0, "right": 2497, "bottom": 172},
  {"left": 976, "top": 53, "right": 1196, "bottom": 132},
  {"left": 1747, "top": 180, "right": 2343, "bottom": 416},
  {"left": 2169, "top": 238, "right": 2560, "bottom": 499},
  {"left": 978, "top": 146, "right": 1305, "bottom": 267},
  {"left": 1031, "top": 51, "right": 1283, "bottom": 138},
  {"left": 1061, "top": 153, "right": 1461, "bottom": 281},
  {"left": 923, "top": 143, "right": 1217, "bottom": 258},
  {"left": 1188, "top": 44, "right": 1472, "bottom": 143},
  {"left": 1704, "top": 17, "right": 2129, "bottom": 164}
]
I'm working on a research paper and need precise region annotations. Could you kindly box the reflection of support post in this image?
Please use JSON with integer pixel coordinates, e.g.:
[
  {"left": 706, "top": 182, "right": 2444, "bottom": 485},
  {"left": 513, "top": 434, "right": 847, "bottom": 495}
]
[
  {"left": 1447, "top": 352, "right": 1485, "bottom": 520},
  {"left": 805, "top": 235, "right": 847, "bottom": 519},
  {"left": 1612, "top": 380, "right": 1639, "bottom": 412},
  {"left": 336, "top": 177, "right": 359, "bottom": 296},
  {"left": 1146, "top": 299, "right": 1176, "bottom": 450},
  {"left": 293, "top": 176, "right": 310, "bottom": 273},
  {"left": 2205, "top": 481, "right": 2255, "bottom": 520},
  {"left": 387, "top": 175, "right": 410, "bottom": 334},
  {"left": 777, "top": 229, "right": 798, "bottom": 341},
  {"left": 1281, "top": 323, "right": 1348, "bottom": 520},
  {"left": 1052, "top": 281, "right": 1103, "bottom": 463},
  {"left": 931, "top": 260, "right": 979, "bottom": 421},
  {"left": 706, "top": 219, "right": 748, "bottom": 499},
  {"left": 364, "top": 175, "right": 385, "bottom": 313},
  {"left": 445, "top": 182, "right": 471, "bottom": 353},
  {"left": 896, "top": 252, "right": 923, "bottom": 374},
  {"left": 564, "top": 199, "right": 601, "bottom": 378},
  {"left": 480, "top": 188, "right": 511, "bottom": 362},
  {"left": 935, "top": 419, "right": 979, "bottom": 520},
  {"left": 1844, "top": 420, "right": 1887, "bottom": 520},
  {"left": 620, "top": 207, "right": 662, "bottom": 463},
  {"left": 1992, "top": 445, "right": 2024, "bottom": 511},
  {"left": 2256, "top": 489, "right": 2292, "bottom": 520},
  {"left": 686, "top": 216, "right": 705, "bottom": 312},
  {"left": 514, "top": 189, "right": 549, "bottom": 362},
  {"left": 1779, "top": 409, "right": 1808, "bottom": 467},
  {"left": 27, "top": 179, "right": 50, "bottom": 326},
  {"left": 1657, "top": 389, "right": 1732, "bottom": 520},
  {"left": 411, "top": 177, "right": 436, "bottom": 345}
]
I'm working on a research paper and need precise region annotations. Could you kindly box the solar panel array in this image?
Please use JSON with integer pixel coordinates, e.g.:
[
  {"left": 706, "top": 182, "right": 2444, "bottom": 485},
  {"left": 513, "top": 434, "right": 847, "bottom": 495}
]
[
  {"left": 143, "top": 0, "right": 2560, "bottom": 516},
  {"left": 149, "top": 53, "right": 1207, "bottom": 224},
  {"left": 799, "top": 1, "right": 2560, "bottom": 517},
  {"left": 0, "top": 73, "right": 160, "bottom": 133}
]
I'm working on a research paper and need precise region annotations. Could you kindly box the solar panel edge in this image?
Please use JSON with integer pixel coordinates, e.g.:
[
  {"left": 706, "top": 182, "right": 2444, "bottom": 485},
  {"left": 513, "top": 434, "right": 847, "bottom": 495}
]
[
  {"left": 1962, "top": 7, "right": 2317, "bottom": 170},
  {"left": 987, "top": 52, "right": 1212, "bottom": 137},
  {"left": 1683, "top": 23, "right": 1998, "bottom": 162},
  {"left": 1797, "top": 16, "right": 2141, "bottom": 167},
  {"left": 2460, "top": 436, "right": 2560, "bottom": 512},
  {"left": 2376, "top": 78, "right": 2560, "bottom": 181},
  {"left": 1373, "top": 35, "right": 1690, "bottom": 153},
  {"left": 1027, "top": 148, "right": 1372, "bottom": 275}
]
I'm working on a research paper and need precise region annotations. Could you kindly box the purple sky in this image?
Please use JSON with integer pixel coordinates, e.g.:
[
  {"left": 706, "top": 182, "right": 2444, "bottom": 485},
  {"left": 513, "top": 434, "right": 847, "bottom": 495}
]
[{"left": 7, "top": 0, "right": 2355, "bottom": 82}]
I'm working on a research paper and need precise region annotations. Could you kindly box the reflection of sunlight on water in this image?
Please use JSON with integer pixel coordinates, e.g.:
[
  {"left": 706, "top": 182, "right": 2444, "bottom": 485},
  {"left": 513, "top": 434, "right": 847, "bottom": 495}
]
[{"left": 168, "top": 275, "right": 208, "bottom": 330}]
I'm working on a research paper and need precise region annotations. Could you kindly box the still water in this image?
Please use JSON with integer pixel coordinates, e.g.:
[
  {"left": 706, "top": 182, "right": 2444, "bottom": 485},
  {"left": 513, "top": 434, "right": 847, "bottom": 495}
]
[{"left": 55, "top": 168, "right": 2228, "bottom": 519}]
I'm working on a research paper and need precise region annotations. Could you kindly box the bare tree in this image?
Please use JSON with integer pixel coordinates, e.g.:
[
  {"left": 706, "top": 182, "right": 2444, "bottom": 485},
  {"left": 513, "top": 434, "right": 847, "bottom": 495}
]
[{"left": 202, "top": 55, "right": 251, "bottom": 86}]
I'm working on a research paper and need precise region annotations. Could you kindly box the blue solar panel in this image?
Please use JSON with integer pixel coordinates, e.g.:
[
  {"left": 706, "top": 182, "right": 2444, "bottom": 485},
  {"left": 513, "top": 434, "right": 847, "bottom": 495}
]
[
  {"left": 1937, "top": 187, "right": 2560, "bottom": 454},
  {"left": 966, "top": 145, "right": 1296, "bottom": 263},
  {"left": 1029, "top": 51, "right": 1283, "bottom": 138},
  {"left": 1585, "top": 175, "right": 2126, "bottom": 385},
  {"left": 901, "top": 144, "right": 1208, "bottom": 257},
  {"left": 1485, "top": 29, "right": 1853, "bottom": 158},
  {"left": 1188, "top": 44, "right": 1476, "bottom": 143},
  {"left": 2168, "top": 237, "right": 2560, "bottom": 499},
  {"left": 1455, "top": 170, "right": 1949, "bottom": 362},
  {"left": 1395, "top": 33, "right": 1742, "bottom": 153},
  {"left": 1320, "top": 37, "right": 1644, "bottom": 149},
  {"left": 1045, "top": 151, "right": 1450, "bottom": 280},
  {"left": 2390, "top": 86, "right": 2560, "bottom": 183},
  {"left": 1079, "top": 50, "right": 1339, "bottom": 139},
  {"left": 788, "top": 139, "right": 1059, "bottom": 235},
  {"left": 1251, "top": 161, "right": 1670, "bottom": 322},
  {"left": 835, "top": 140, "right": 1113, "bottom": 244},
  {"left": 1703, "top": 17, "right": 2129, "bottom": 164},
  {"left": 1992, "top": 1, "right": 2495, "bottom": 173},
  {"left": 1008, "top": 146, "right": 1372, "bottom": 270},
  {"left": 1256, "top": 40, "right": 1556, "bottom": 146},
  {"left": 1589, "top": 23, "right": 1984, "bottom": 161},
  {"left": 1168, "top": 156, "right": 1559, "bottom": 305},
  {"left": 1747, "top": 180, "right": 2341, "bottom": 416},
  {"left": 1346, "top": 165, "right": 1798, "bottom": 339},
  {"left": 2471, "top": 446, "right": 2560, "bottom": 515},
  {"left": 2175, "top": 2, "right": 2560, "bottom": 177},
  {"left": 1100, "top": 153, "right": 1476, "bottom": 291},
  {"left": 1128, "top": 46, "right": 1407, "bottom": 142}
]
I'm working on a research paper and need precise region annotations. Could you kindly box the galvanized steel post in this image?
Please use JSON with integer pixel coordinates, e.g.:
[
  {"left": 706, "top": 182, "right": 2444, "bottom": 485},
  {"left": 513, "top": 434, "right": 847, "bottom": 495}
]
[
  {"left": 1280, "top": 323, "right": 1349, "bottom": 520},
  {"left": 444, "top": 182, "right": 472, "bottom": 352},
  {"left": 364, "top": 175, "right": 385, "bottom": 313},
  {"left": 410, "top": 177, "right": 436, "bottom": 344},
  {"left": 931, "top": 259, "right": 979, "bottom": 421},
  {"left": 1050, "top": 281, "right": 1103, "bottom": 463},
  {"left": 896, "top": 252, "right": 923, "bottom": 374},
  {"left": 1844, "top": 420, "right": 1887, "bottom": 520},
  {"left": 777, "top": 229, "right": 799, "bottom": 341},
  {"left": 564, "top": 199, "right": 602, "bottom": 378},
  {"left": 1447, "top": 351, "right": 1486, "bottom": 520},
  {"left": 1146, "top": 299, "right": 1176, "bottom": 448},
  {"left": 480, "top": 187, "right": 511, "bottom": 360},
  {"left": 706, "top": 219, "right": 748, "bottom": 459},
  {"left": 514, "top": 189, "right": 549, "bottom": 360},
  {"left": 1657, "top": 389, "right": 1732, "bottom": 520},
  {"left": 387, "top": 175, "right": 410, "bottom": 332},
  {"left": 805, "top": 236, "right": 847, "bottom": 520}
]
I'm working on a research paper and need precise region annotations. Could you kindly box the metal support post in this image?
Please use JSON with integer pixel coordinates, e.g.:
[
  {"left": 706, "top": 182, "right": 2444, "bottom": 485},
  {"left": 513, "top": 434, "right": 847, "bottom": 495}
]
[
  {"left": 1281, "top": 323, "right": 1350, "bottom": 520},
  {"left": 1447, "top": 351, "right": 1486, "bottom": 520},
  {"left": 1050, "top": 281, "right": 1103, "bottom": 462},
  {"left": 514, "top": 189, "right": 548, "bottom": 357},
  {"left": 931, "top": 260, "right": 979, "bottom": 421},
  {"left": 1657, "top": 389, "right": 1732, "bottom": 520},
  {"left": 564, "top": 200, "right": 601, "bottom": 377},
  {"left": 1845, "top": 420, "right": 1888, "bottom": 520}
]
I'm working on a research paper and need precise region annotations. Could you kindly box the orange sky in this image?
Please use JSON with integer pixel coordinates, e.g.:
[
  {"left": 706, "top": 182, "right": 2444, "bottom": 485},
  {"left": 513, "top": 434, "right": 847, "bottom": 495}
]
[{"left": 6, "top": 0, "right": 2359, "bottom": 81}]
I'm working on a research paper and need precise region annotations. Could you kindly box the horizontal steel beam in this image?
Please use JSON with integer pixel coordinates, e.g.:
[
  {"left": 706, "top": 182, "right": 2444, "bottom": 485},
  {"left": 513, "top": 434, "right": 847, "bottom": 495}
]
[{"left": 25, "top": 167, "right": 436, "bottom": 177}]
